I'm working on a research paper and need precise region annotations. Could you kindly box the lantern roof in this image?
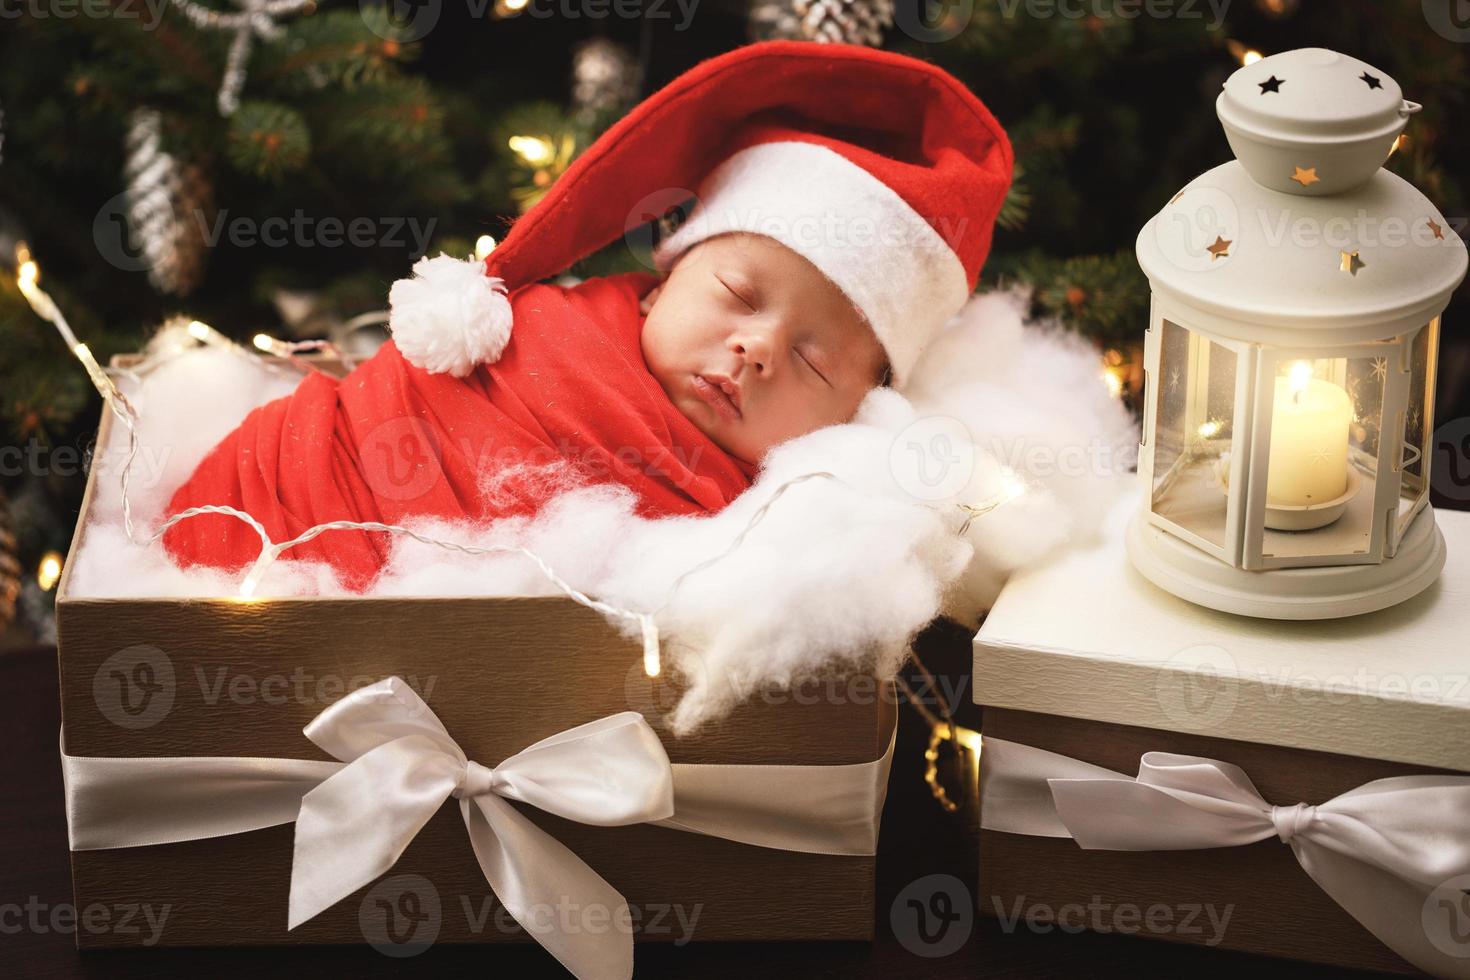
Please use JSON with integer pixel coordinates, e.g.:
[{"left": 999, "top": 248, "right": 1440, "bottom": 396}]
[
  {"left": 1218, "top": 48, "right": 1415, "bottom": 196},
  {"left": 1137, "top": 49, "right": 1466, "bottom": 347}
]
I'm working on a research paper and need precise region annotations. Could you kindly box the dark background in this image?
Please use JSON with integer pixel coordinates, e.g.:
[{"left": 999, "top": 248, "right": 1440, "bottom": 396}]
[{"left": 0, "top": 2, "right": 1466, "bottom": 975}]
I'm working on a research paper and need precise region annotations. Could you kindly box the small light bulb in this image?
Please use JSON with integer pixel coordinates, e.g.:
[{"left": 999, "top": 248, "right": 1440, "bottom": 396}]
[
  {"left": 474, "top": 235, "right": 496, "bottom": 262},
  {"left": 508, "top": 135, "right": 554, "bottom": 167},
  {"left": 1242, "top": 49, "right": 1264, "bottom": 66},
  {"left": 238, "top": 546, "right": 278, "bottom": 599},
  {"left": 252, "top": 333, "right": 273, "bottom": 352},
  {"left": 954, "top": 725, "right": 983, "bottom": 754},
  {"left": 640, "top": 614, "right": 661, "bottom": 678},
  {"left": 37, "top": 551, "right": 64, "bottom": 592},
  {"left": 1001, "top": 472, "right": 1026, "bottom": 502}
]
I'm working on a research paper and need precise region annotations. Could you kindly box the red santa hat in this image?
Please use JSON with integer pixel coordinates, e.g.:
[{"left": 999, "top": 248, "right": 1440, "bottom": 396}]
[{"left": 388, "top": 40, "right": 1013, "bottom": 387}]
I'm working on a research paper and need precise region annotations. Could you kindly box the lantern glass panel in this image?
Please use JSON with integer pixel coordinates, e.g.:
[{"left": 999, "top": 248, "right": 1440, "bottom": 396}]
[
  {"left": 1150, "top": 319, "right": 1239, "bottom": 551},
  {"left": 1257, "top": 352, "right": 1386, "bottom": 564},
  {"left": 1397, "top": 319, "right": 1437, "bottom": 540}
]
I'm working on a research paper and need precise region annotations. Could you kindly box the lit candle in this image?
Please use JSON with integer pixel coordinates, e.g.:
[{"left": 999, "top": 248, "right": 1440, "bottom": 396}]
[{"left": 1267, "top": 362, "right": 1352, "bottom": 506}]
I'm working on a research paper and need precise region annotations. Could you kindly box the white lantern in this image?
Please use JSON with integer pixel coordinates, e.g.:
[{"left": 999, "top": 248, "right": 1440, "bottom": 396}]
[{"left": 1129, "top": 48, "right": 1467, "bottom": 619}]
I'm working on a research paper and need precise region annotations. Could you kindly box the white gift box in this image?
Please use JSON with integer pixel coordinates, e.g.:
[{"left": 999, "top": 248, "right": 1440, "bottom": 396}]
[{"left": 973, "top": 481, "right": 1470, "bottom": 974}]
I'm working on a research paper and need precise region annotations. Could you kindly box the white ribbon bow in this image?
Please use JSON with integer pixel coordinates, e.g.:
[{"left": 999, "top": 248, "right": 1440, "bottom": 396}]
[
  {"left": 981, "top": 737, "right": 1470, "bottom": 978},
  {"left": 288, "top": 677, "right": 674, "bottom": 980},
  {"left": 62, "top": 676, "right": 896, "bottom": 976}
]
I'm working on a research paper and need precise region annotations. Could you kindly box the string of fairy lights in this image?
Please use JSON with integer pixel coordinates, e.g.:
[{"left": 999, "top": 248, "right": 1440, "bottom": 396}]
[{"left": 12, "top": 238, "right": 1018, "bottom": 810}]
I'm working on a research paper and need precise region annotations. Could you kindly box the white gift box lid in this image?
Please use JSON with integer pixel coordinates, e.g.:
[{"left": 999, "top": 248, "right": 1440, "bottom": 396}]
[{"left": 973, "top": 479, "right": 1470, "bottom": 771}]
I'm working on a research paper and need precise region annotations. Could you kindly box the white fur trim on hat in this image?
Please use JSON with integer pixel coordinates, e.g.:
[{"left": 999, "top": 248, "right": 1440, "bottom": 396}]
[
  {"left": 388, "top": 253, "right": 512, "bottom": 378},
  {"left": 651, "top": 141, "right": 971, "bottom": 388}
]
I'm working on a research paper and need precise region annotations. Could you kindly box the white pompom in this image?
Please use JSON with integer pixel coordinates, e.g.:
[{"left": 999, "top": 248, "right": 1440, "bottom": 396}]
[{"left": 387, "top": 253, "right": 513, "bottom": 377}]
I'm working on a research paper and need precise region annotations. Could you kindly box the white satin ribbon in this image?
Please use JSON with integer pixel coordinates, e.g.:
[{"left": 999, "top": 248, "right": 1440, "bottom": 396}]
[
  {"left": 290, "top": 677, "right": 674, "bottom": 980},
  {"left": 980, "top": 736, "right": 1470, "bottom": 979},
  {"left": 61, "top": 676, "right": 896, "bottom": 979}
]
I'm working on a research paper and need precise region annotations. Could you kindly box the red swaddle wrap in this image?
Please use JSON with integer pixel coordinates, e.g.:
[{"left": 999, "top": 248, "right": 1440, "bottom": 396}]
[{"left": 160, "top": 272, "right": 758, "bottom": 591}]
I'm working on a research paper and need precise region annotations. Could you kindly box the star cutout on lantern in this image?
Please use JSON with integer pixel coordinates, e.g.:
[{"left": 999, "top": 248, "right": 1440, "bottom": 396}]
[
  {"left": 1340, "top": 250, "right": 1366, "bottom": 276},
  {"left": 1291, "top": 166, "right": 1320, "bottom": 187},
  {"left": 1428, "top": 219, "right": 1445, "bottom": 240},
  {"left": 1167, "top": 368, "right": 1180, "bottom": 393},
  {"left": 1309, "top": 449, "right": 1334, "bottom": 465},
  {"left": 1360, "top": 72, "right": 1382, "bottom": 90},
  {"left": 1259, "top": 75, "right": 1284, "bottom": 94},
  {"left": 1370, "top": 357, "right": 1387, "bottom": 382},
  {"left": 1206, "top": 235, "right": 1232, "bottom": 260}
]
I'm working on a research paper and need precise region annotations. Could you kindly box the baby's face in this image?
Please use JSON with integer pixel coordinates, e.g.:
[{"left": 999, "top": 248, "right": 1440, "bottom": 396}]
[{"left": 640, "top": 232, "right": 888, "bottom": 466}]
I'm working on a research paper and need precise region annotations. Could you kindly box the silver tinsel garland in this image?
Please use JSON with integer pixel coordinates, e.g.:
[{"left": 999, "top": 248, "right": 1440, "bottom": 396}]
[
  {"left": 571, "top": 39, "right": 643, "bottom": 128},
  {"left": 124, "top": 108, "right": 214, "bottom": 296},
  {"left": 749, "top": 0, "right": 894, "bottom": 45},
  {"left": 167, "top": 0, "right": 317, "bottom": 117},
  {"left": 0, "top": 488, "right": 19, "bottom": 634}
]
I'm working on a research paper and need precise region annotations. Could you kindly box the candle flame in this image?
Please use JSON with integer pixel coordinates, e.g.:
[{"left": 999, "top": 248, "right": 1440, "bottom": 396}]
[{"left": 1289, "top": 361, "right": 1314, "bottom": 392}]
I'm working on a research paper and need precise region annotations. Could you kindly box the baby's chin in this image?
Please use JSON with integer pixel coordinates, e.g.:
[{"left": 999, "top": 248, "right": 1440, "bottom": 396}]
[{"left": 680, "top": 398, "right": 762, "bottom": 466}]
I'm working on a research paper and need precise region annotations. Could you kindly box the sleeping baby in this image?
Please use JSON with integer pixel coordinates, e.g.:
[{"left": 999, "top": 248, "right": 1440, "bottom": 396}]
[{"left": 160, "top": 40, "right": 1013, "bottom": 591}]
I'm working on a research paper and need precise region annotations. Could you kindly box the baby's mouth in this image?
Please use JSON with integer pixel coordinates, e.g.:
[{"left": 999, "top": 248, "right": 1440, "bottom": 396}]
[{"left": 692, "top": 374, "right": 742, "bottom": 422}]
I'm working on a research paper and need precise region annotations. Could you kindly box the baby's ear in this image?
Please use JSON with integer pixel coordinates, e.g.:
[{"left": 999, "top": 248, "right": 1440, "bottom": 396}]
[{"left": 639, "top": 282, "right": 663, "bottom": 315}]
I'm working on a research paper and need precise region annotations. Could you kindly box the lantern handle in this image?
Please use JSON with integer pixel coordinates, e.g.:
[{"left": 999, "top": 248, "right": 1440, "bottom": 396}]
[{"left": 1399, "top": 100, "right": 1422, "bottom": 118}]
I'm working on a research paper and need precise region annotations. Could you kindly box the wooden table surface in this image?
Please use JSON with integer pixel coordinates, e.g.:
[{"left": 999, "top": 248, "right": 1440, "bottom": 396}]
[{"left": 1, "top": 619, "right": 1382, "bottom": 978}]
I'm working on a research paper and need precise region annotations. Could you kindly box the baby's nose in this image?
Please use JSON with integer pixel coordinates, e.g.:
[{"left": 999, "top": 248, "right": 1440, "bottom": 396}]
[{"left": 731, "top": 331, "right": 775, "bottom": 376}]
